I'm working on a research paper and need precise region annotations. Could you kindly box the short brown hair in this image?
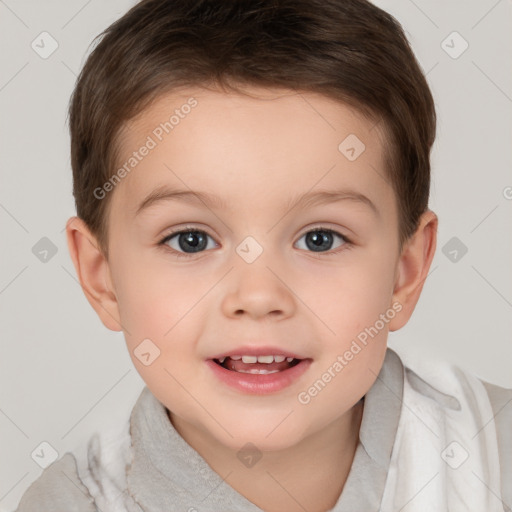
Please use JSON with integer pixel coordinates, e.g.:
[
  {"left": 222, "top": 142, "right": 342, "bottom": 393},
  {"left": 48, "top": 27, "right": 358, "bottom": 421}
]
[{"left": 68, "top": 0, "right": 436, "bottom": 257}]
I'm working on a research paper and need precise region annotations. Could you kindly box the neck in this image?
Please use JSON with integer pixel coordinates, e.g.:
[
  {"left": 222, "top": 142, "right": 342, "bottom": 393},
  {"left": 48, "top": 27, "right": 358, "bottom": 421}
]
[{"left": 169, "top": 399, "right": 364, "bottom": 512}]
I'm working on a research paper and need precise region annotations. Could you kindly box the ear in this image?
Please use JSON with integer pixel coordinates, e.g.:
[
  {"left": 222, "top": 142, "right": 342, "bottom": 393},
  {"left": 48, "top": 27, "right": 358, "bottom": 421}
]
[
  {"left": 65, "top": 216, "right": 122, "bottom": 332},
  {"left": 388, "top": 210, "right": 438, "bottom": 331}
]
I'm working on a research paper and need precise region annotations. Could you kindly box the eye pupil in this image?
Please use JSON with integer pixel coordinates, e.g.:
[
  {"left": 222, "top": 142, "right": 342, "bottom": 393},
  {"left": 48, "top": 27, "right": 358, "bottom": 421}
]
[
  {"left": 306, "top": 231, "right": 333, "bottom": 252},
  {"left": 180, "top": 231, "right": 207, "bottom": 252}
]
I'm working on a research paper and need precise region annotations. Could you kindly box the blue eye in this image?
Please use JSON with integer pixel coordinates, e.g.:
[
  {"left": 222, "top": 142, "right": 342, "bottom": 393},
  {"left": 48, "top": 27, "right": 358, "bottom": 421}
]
[
  {"left": 159, "top": 226, "right": 350, "bottom": 258},
  {"left": 160, "top": 229, "right": 217, "bottom": 256},
  {"left": 295, "top": 228, "right": 349, "bottom": 253}
]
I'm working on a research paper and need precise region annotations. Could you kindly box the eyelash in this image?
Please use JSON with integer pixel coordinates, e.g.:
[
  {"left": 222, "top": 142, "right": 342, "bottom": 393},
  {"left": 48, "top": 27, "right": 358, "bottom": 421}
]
[{"left": 158, "top": 225, "right": 352, "bottom": 259}]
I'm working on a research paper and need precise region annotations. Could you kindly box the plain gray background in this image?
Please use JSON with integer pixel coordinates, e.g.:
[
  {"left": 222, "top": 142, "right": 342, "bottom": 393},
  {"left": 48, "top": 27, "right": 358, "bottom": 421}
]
[{"left": 1, "top": 1, "right": 511, "bottom": 510}]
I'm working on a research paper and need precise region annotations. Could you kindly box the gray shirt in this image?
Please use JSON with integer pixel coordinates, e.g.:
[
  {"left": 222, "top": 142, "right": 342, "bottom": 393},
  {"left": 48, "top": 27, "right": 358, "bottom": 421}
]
[{"left": 15, "top": 348, "right": 512, "bottom": 511}]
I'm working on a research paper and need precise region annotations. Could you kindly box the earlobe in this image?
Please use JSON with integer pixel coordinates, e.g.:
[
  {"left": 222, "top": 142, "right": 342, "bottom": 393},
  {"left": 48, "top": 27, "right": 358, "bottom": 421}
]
[
  {"left": 388, "top": 210, "right": 438, "bottom": 331},
  {"left": 65, "top": 217, "right": 123, "bottom": 332}
]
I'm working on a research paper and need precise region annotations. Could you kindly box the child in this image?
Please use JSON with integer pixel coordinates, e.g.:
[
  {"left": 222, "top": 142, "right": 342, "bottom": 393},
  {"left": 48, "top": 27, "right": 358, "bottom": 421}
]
[{"left": 16, "top": 0, "right": 511, "bottom": 511}]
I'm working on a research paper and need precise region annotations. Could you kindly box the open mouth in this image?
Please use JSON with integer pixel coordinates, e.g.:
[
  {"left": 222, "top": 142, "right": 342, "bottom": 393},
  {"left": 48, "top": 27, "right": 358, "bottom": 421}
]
[
  {"left": 213, "top": 355, "right": 303, "bottom": 374},
  {"left": 206, "top": 353, "right": 312, "bottom": 393}
]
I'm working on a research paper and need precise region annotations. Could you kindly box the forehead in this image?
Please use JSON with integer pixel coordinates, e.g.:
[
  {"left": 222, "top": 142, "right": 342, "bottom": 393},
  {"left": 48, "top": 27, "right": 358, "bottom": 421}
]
[{"left": 112, "top": 85, "right": 393, "bottom": 218}]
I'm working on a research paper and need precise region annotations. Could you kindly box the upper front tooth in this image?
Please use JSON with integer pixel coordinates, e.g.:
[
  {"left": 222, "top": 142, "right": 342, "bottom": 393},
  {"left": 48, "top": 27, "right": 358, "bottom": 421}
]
[
  {"left": 238, "top": 355, "right": 291, "bottom": 364},
  {"left": 257, "top": 355, "right": 274, "bottom": 364}
]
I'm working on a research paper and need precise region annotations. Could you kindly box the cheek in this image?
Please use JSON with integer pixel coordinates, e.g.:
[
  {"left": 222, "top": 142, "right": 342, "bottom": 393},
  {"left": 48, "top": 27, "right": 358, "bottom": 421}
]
[
  {"left": 301, "top": 247, "right": 397, "bottom": 342},
  {"left": 110, "top": 247, "right": 204, "bottom": 347},
  {"left": 112, "top": 253, "right": 208, "bottom": 394},
  {"left": 317, "top": 252, "right": 395, "bottom": 407},
  {"left": 295, "top": 253, "right": 394, "bottom": 419}
]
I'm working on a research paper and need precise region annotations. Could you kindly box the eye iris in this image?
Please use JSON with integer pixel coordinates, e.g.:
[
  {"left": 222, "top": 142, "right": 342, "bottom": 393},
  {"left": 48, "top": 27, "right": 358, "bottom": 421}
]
[
  {"left": 306, "top": 230, "right": 332, "bottom": 252},
  {"left": 179, "top": 231, "right": 207, "bottom": 253}
]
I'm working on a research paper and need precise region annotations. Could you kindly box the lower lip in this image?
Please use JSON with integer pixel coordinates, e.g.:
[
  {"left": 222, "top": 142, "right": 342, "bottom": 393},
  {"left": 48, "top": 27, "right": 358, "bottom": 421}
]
[{"left": 205, "top": 358, "right": 312, "bottom": 394}]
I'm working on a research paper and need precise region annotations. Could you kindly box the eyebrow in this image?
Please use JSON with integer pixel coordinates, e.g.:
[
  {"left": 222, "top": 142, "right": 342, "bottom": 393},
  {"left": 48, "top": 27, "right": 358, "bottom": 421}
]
[{"left": 135, "top": 184, "right": 379, "bottom": 217}]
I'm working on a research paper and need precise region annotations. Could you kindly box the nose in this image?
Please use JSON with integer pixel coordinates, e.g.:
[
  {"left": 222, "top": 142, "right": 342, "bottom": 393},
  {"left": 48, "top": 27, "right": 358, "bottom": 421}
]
[{"left": 221, "top": 260, "right": 296, "bottom": 321}]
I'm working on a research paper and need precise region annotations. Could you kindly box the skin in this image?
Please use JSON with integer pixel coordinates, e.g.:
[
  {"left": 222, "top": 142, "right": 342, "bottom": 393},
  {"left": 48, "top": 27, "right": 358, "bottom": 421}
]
[{"left": 66, "top": 85, "right": 437, "bottom": 512}]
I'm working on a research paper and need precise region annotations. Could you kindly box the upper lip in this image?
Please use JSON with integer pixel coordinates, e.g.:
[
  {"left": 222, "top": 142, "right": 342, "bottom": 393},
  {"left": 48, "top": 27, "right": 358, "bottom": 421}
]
[{"left": 209, "top": 345, "right": 309, "bottom": 360}]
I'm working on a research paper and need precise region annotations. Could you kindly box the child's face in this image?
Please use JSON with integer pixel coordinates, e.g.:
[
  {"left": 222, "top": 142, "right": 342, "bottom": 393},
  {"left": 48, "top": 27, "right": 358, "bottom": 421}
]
[{"left": 94, "top": 86, "right": 406, "bottom": 450}]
